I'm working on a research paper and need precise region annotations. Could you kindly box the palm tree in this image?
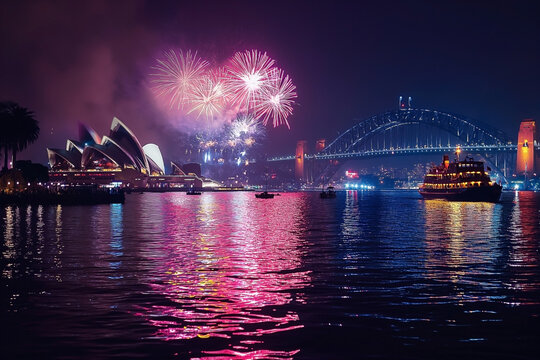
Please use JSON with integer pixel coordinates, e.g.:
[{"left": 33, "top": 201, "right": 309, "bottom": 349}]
[
  {"left": 0, "top": 102, "right": 39, "bottom": 171},
  {"left": 0, "top": 102, "right": 16, "bottom": 171}
]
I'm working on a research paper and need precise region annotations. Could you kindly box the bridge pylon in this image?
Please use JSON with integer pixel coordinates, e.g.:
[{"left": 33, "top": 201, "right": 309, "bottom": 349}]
[
  {"left": 516, "top": 119, "right": 537, "bottom": 176},
  {"left": 295, "top": 140, "right": 308, "bottom": 182}
]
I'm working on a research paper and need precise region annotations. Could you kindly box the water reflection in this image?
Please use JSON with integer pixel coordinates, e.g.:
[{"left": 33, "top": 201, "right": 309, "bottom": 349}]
[
  {"left": 2, "top": 206, "right": 15, "bottom": 279},
  {"left": 2, "top": 191, "right": 540, "bottom": 359},
  {"left": 423, "top": 200, "right": 503, "bottom": 299},
  {"left": 506, "top": 192, "right": 540, "bottom": 299},
  {"left": 135, "top": 192, "right": 310, "bottom": 358},
  {"left": 108, "top": 204, "right": 124, "bottom": 274}
]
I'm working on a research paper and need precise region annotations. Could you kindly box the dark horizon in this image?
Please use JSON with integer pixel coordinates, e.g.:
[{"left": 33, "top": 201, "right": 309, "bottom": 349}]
[{"left": 2, "top": 0, "right": 539, "bottom": 164}]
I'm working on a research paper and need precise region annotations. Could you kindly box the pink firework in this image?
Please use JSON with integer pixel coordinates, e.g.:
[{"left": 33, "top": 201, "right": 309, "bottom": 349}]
[
  {"left": 188, "top": 68, "right": 231, "bottom": 120},
  {"left": 226, "top": 50, "right": 275, "bottom": 112},
  {"left": 151, "top": 50, "right": 209, "bottom": 109},
  {"left": 256, "top": 69, "right": 297, "bottom": 128}
]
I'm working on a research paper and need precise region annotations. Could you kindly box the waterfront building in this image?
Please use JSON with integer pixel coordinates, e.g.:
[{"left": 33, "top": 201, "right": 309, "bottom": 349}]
[{"left": 47, "top": 117, "right": 219, "bottom": 189}]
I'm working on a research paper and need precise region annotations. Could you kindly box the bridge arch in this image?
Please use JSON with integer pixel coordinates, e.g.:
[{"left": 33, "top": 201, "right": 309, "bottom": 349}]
[{"left": 320, "top": 108, "right": 511, "bottom": 155}]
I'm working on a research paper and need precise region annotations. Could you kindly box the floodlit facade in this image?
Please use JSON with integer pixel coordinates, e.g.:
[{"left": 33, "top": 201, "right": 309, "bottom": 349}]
[
  {"left": 143, "top": 144, "right": 165, "bottom": 175},
  {"left": 47, "top": 117, "right": 217, "bottom": 189},
  {"left": 47, "top": 118, "right": 155, "bottom": 174}
]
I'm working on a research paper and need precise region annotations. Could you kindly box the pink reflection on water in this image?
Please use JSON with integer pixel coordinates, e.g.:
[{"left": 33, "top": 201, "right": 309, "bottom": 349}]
[
  {"left": 134, "top": 192, "right": 310, "bottom": 355},
  {"left": 198, "top": 348, "right": 301, "bottom": 359}
]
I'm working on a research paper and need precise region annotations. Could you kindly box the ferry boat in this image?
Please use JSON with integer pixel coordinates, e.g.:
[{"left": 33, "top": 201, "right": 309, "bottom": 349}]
[{"left": 419, "top": 153, "right": 502, "bottom": 202}]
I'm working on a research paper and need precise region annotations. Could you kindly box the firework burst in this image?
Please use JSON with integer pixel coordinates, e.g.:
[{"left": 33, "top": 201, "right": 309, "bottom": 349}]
[
  {"left": 256, "top": 69, "right": 297, "bottom": 128},
  {"left": 225, "top": 50, "right": 275, "bottom": 112},
  {"left": 229, "top": 114, "right": 264, "bottom": 139},
  {"left": 151, "top": 50, "right": 209, "bottom": 109},
  {"left": 188, "top": 71, "right": 229, "bottom": 120},
  {"left": 150, "top": 48, "right": 297, "bottom": 130}
]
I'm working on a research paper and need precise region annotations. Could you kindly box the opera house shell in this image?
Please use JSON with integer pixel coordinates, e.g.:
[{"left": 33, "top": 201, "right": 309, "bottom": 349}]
[
  {"left": 47, "top": 117, "right": 209, "bottom": 188},
  {"left": 48, "top": 117, "right": 165, "bottom": 175}
]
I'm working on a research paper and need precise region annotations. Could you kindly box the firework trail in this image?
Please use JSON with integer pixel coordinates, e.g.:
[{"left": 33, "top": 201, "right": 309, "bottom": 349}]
[{"left": 151, "top": 50, "right": 209, "bottom": 109}]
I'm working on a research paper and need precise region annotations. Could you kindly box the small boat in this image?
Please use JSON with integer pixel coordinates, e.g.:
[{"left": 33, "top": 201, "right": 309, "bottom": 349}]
[
  {"left": 255, "top": 169, "right": 276, "bottom": 199},
  {"left": 320, "top": 186, "right": 337, "bottom": 199},
  {"left": 255, "top": 191, "right": 274, "bottom": 199},
  {"left": 187, "top": 186, "right": 202, "bottom": 195},
  {"left": 419, "top": 153, "right": 502, "bottom": 202}
]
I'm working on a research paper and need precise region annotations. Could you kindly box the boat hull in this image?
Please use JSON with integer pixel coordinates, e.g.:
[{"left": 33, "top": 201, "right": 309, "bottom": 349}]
[{"left": 419, "top": 184, "right": 502, "bottom": 202}]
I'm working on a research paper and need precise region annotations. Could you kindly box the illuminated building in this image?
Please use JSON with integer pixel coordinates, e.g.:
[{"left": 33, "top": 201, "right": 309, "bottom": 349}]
[
  {"left": 345, "top": 170, "right": 359, "bottom": 179},
  {"left": 48, "top": 118, "right": 154, "bottom": 174},
  {"left": 47, "top": 118, "right": 218, "bottom": 189},
  {"left": 516, "top": 119, "right": 536, "bottom": 175},
  {"left": 143, "top": 144, "right": 165, "bottom": 175}
]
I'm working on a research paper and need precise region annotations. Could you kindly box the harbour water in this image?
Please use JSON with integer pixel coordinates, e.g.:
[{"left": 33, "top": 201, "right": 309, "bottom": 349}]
[{"left": 1, "top": 191, "right": 539, "bottom": 359}]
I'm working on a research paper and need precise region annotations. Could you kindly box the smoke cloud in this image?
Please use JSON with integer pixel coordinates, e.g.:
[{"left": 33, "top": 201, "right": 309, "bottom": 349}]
[{"left": 0, "top": 0, "right": 187, "bottom": 164}]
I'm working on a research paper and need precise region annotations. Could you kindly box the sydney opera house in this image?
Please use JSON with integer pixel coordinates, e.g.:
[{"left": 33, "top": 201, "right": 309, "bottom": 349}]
[{"left": 47, "top": 117, "right": 220, "bottom": 189}]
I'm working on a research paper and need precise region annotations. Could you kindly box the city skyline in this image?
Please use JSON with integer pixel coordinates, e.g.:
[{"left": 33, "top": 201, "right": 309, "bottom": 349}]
[
  {"left": 1, "top": 0, "right": 539, "bottom": 165},
  {"left": 2, "top": 3, "right": 540, "bottom": 358}
]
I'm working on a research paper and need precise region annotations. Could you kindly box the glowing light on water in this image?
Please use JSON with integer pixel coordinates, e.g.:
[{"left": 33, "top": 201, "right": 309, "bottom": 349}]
[{"left": 133, "top": 192, "right": 310, "bottom": 354}]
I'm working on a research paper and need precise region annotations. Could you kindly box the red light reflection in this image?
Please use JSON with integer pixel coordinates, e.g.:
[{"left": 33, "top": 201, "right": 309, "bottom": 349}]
[{"left": 133, "top": 192, "right": 310, "bottom": 357}]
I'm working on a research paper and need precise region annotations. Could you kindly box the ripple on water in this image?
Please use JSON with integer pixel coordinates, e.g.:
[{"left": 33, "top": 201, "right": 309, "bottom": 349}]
[{"left": 1, "top": 191, "right": 539, "bottom": 359}]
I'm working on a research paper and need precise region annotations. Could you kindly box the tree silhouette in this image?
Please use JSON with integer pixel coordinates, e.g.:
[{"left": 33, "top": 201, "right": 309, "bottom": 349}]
[{"left": 0, "top": 102, "right": 39, "bottom": 171}]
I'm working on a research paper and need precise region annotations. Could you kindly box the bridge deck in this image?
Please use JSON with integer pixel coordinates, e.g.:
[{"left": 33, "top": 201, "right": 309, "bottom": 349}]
[{"left": 268, "top": 144, "right": 536, "bottom": 162}]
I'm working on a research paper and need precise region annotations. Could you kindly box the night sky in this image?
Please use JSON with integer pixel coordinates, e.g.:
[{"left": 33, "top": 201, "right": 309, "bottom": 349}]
[{"left": 2, "top": 0, "right": 539, "bottom": 164}]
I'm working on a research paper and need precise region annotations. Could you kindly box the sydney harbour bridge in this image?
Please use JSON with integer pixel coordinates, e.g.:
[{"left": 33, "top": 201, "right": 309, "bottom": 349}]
[{"left": 268, "top": 102, "right": 538, "bottom": 183}]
